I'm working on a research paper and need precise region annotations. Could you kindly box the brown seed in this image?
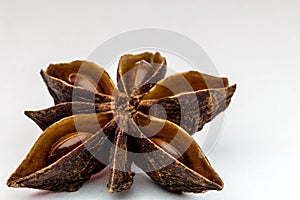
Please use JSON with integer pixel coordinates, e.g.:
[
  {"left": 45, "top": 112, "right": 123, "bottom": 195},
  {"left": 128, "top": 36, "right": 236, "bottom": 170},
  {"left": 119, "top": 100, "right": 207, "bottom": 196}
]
[
  {"left": 68, "top": 73, "right": 97, "bottom": 92},
  {"left": 134, "top": 60, "right": 152, "bottom": 87},
  {"left": 48, "top": 132, "right": 93, "bottom": 164},
  {"left": 151, "top": 138, "right": 186, "bottom": 164},
  {"left": 117, "top": 52, "right": 166, "bottom": 95}
]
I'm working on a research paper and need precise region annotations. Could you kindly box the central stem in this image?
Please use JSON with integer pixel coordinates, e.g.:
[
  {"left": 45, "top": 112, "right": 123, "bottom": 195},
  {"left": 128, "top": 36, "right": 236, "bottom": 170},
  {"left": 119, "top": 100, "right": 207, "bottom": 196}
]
[
  {"left": 114, "top": 92, "right": 140, "bottom": 117},
  {"left": 114, "top": 92, "right": 130, "bottom": 116}
]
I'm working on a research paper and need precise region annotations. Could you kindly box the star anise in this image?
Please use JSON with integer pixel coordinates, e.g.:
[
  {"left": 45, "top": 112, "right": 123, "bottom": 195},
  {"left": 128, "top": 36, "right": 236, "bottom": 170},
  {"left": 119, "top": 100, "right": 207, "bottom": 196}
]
[{"left": 7, "top": 52, "right": 236, "bottom": 193}]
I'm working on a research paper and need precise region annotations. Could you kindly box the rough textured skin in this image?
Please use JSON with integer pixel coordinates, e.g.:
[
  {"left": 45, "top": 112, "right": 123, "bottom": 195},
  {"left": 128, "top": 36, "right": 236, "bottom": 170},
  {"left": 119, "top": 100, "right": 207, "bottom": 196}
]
[
  {"left": 41, "top": 70, "right": 112, "bottom": 104},
  {"left": 137, "top": 85, "right": 236, "bottom": 134},
  {"left": 45, "top": 60, "right": 116, "bottom": 95},
  {"left": 8, "top": 52, "right": 236, "bottom": 194},
  {"left": 7, "top": 120, "right": 116, "bottom": 191},
  {"left": 128, "top": 119, "right": 223, "bottom": 193},
  {"left": 107, "top": 117, "right": 135, "bottom": 192},
  {"left": 25, "top": 102, "right": 112, "bottom": 130},
  {"left": 8, "top": 148, "right": 104, "bottom": 192}
]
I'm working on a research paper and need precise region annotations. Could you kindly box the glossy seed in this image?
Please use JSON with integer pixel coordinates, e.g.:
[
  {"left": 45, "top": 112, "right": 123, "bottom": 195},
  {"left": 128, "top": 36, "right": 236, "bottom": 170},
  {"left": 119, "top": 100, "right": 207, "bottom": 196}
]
[
  {"left": 48, "top": 132, "right": 93, "bottom": 164},
  {"left": 134, "top": 60, "right": 152, "bottom": 87},
  {"left": 68, "top": 73, "right": 97, "bottom": 92},
  {"left": 151, "top": 138, "right": 187, "bottom": 164}
]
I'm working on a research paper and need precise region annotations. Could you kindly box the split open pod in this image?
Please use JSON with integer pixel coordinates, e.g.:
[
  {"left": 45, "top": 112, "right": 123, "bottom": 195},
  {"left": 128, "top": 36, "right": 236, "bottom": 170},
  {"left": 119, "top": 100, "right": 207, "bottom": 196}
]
[{"left": 8, "top": 52, "right": 236, "bottom": 194}]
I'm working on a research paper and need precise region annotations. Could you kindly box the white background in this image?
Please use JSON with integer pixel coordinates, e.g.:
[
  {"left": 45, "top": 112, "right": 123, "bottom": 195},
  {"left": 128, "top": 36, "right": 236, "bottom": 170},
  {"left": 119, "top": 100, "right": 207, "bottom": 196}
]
[{"left": 1, "top": 0, "right": 299, "bottom": 199}]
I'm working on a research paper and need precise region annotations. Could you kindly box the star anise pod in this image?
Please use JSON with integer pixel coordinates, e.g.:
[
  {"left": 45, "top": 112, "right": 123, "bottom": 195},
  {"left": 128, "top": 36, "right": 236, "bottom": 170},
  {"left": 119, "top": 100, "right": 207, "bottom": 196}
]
[{"left": 7, "top": 52, "right": 236, "bottom": 193}]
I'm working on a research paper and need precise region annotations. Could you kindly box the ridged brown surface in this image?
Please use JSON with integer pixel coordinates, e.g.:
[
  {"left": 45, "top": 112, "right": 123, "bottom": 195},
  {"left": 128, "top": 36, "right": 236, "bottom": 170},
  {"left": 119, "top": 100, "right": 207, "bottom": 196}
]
[
  {"left": 41, "top": 70, "right": 113, "bottom": 104},
  {"left": 8, "top": 52, "right": 236, "bottom": 195},
  {"left": 130, "top": 115, "right": 223, "bottom": 193},
  {"left": 25, "top": 102, "right": 112, "bottom": 130},
  {"left": 46, "top": 60, "right": 115, "bottom": 95},
  {"left": 107, "top": 117, "right": 135, "bottom": 192},
  {"left": 7, "top": 119, "right": 116, "bottom": 191},
  {"left": 137, "top": 85, "right": 236, "bottom": 134}
]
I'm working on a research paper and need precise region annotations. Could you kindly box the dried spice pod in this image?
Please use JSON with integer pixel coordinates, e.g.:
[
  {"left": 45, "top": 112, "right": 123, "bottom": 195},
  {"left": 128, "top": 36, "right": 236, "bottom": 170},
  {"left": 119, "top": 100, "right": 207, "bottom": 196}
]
[
  {"left": 46, "top": 60, "right": 115, "bottom": 95},
  {"left": 137, "top": 71, "right": 235, "bottom": 134},
  {"left": 138, "top": 84, "right": 236, "bottom": 134},
  {"left": 7, "top": 113, "right": 114, "bottom": 191},
  {"left": 25, "top": 102, "right": 112, "bottom": 130},
  {"left": 41, "top": 70, "right": 113, "bottom": 104},
  {"left": 140, "top": 71, "right": 229, "bottom": 99},
  {"left": 117, "top": 52, "right": 166, "bottom": 95},
  {"left": 132, "top": 112, "right": 223, "bottom": 193},
  {"left": 107, "top": 116, "right": 135, "bottom": 192},
  {"left": 8, "top": 52, "right": 236, "bottom": 195}
]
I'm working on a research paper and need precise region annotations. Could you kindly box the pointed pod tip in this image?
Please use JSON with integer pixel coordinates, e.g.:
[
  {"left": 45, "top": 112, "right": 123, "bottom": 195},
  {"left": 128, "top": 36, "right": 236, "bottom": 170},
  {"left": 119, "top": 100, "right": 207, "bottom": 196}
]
[
  {"left": 40, "top": 69, "right": 46, "bottom": 76},
  {"left": 40, "top": 70, "right": 47, "bottom": 82},
  {"left": 6, "top": 179, "right": 13, "bottom": 187},
  {"left": 210, "top": 178, "right": 224, "bottom": 191},
  {"left": 24, "top": 110, "right": 33, "bottom": 118},
  {"left": 228, "top": 84, "right": 237, "bottom": 92},
  {"left": 197, "top": 181, "right": 223, "bottom": 192},
  {"left": 40, "top": 70, "right": 50, "bottom": 83},
  {"left": 108, "top": 187, "right": 114, "bottom": 193},
  {"left": 6, "top": 178, "right": 21, "bottom": 188},
  {"left": 216, "top": 182, "right": 224, "bottom": 191},
  {"left": 232, "top": 83, "right": 237, "bottom": 90},
  {"left": 226, "top": 84, "right": 237, "bottom": 99}
]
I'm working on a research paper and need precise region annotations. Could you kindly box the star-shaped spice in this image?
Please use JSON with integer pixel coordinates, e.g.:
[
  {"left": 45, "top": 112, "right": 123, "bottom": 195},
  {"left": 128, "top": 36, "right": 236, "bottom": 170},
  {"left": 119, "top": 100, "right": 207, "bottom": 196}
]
[{"left": 7, "top": 52, "right": 236, "bottom": 193}]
